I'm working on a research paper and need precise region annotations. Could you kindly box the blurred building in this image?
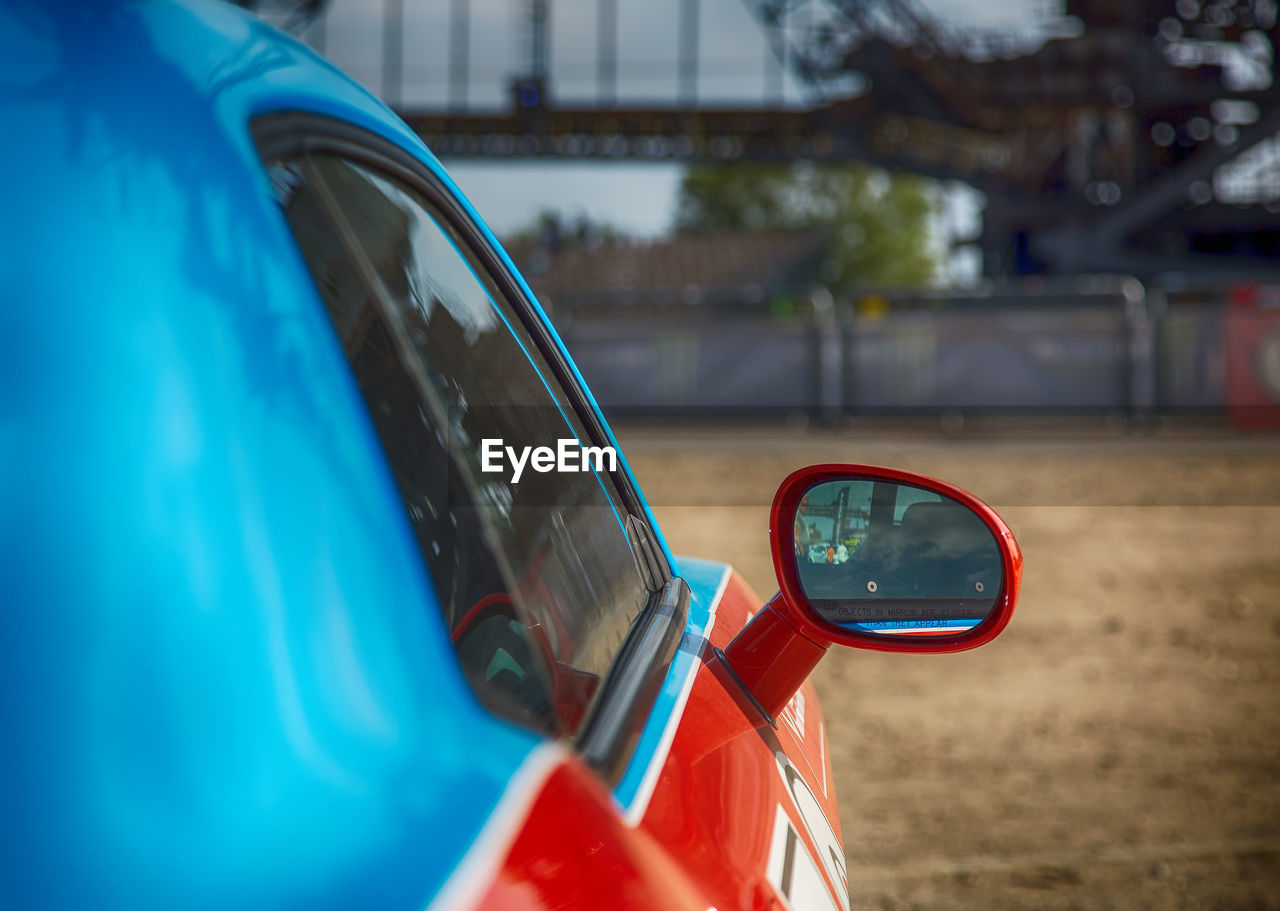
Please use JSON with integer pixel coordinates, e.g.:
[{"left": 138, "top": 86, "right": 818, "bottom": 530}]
[
  {"left": 509, "top": 228, "right": 832, "bottom": 318},
  {"left": 387, "top": 0, "right": 1280, "bottom": 278},
  {"left": 238, "top": 0, "right": 1280, "bottom": 418}
]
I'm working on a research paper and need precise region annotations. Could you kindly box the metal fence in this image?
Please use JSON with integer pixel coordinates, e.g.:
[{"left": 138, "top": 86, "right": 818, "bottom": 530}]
[{"left": 556, "top": 278, "right": 1280, "bottom": 417}]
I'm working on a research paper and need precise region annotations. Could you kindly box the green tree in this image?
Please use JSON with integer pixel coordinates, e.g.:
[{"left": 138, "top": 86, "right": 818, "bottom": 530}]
[{"left": 673, "top": 162, "right": 941, "bottom": 287}]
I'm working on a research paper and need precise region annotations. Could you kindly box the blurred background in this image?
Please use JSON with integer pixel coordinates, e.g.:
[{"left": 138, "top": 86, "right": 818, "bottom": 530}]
[
  {"left": 241, "top": 1, "right": 1280, "bottom": 907},
  {"left": 242, "top": 0, "right": 1280, "bottom": 424}
]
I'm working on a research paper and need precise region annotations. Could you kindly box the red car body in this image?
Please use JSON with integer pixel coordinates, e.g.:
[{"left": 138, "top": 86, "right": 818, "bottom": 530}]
[
  {"left": 470, "top": 567, "right": 848, "bottom": 911},
  {"left": 460, "top": 461, "right": 1021, "bottom": 910}
]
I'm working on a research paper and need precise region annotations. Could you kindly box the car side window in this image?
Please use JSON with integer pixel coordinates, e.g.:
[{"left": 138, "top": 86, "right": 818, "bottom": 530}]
[{"left": 267, "top": 153, "right": 652, "bottom": 739}]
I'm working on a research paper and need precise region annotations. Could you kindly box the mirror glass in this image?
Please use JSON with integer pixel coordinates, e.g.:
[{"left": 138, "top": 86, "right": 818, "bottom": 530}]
[{"left": 793, "top": 479, "right": 1002, "bottom": 636}]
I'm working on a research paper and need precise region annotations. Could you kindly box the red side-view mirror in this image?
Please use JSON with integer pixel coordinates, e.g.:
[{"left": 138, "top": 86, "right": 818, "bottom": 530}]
[{"left": 721, "top": 464, "right": 1022, "bottom": 718}]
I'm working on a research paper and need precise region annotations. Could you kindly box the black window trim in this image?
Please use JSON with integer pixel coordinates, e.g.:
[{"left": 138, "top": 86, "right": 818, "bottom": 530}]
[{"left": 251, "top": 111, "right": 687, "bottom": 785}]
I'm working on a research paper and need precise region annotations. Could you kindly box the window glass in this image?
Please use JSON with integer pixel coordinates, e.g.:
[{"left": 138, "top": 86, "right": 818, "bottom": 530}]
[{"left": 270, "top": 155, "right": 650, "bottom": 738}]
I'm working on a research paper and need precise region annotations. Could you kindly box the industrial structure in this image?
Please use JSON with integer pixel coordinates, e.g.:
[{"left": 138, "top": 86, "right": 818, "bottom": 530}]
[
  {"left": 236, "top": 0, "right": 1279, "bottom": 278},
  {"left": 227, "top": 0, "right": 1280, "bottom": 420}
]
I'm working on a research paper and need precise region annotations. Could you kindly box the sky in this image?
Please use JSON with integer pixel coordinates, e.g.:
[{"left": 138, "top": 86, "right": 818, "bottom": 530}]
[{"left": 295, "top": 0, "right": 1061, "bottom": 264}]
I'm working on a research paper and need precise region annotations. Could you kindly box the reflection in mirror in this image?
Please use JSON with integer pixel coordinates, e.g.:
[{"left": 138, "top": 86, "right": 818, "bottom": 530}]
[{"left": 794, "top": 479, "right": 1002, "bottom": 636}]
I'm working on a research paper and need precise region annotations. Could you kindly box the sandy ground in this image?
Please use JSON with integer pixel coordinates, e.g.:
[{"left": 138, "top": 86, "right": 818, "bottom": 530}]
[{"left": 616, "top": 419, "right": 1280, "bottom": 911}]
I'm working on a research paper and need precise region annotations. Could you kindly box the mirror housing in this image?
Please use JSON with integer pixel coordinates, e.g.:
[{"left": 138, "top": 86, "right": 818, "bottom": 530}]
[{"left": 721, "top": 464, "right": 1021, "bottom": 718}]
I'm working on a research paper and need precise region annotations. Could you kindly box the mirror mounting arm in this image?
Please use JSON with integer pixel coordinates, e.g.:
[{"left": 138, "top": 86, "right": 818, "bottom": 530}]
[{"left": 721, "top": 591, "right": 830, "bottom": 720}]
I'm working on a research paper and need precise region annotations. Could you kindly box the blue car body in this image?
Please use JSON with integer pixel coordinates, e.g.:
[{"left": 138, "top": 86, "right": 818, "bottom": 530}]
[{"left": 1, "top": 1, "right": 729, "bottom": 906}]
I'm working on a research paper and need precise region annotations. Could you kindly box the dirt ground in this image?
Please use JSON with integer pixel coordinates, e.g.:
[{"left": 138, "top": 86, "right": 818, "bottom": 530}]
[{"left": 616, "top": 419, "right": 1280, "bottom": 911}]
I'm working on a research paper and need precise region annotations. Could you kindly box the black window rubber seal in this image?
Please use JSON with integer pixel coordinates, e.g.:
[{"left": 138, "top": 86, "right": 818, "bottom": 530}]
[
  {"left": 250, "top": 111, "right": 688, "bottom": 783},
  {"left": 576, "top": 574, "right": 689, "bottom": 785}
]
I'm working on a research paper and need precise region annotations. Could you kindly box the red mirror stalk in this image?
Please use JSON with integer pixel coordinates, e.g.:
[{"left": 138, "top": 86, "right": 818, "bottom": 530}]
[{"left": 721, "top": 591, "right": 829, "bottom": 720}]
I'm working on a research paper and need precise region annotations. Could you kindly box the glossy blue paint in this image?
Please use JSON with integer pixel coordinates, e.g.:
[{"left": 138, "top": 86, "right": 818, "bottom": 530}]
[{"left": 0, "top": 1, "right": 545, "bottom": 907}]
